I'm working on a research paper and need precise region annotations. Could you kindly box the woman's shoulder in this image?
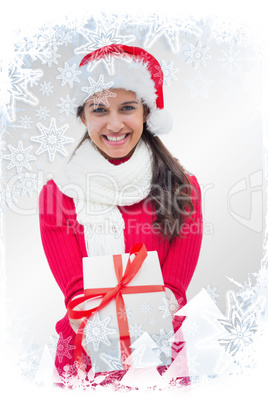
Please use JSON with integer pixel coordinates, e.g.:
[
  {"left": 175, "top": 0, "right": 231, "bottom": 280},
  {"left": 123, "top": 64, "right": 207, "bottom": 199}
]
[
  {"left": 39, "top": 179, "right": 63, "bottom": 200},
  {"left": 186, "top": 173, "right": 201, "bottom": 190},
  {"left": 39, "top": 179, "right": 75, "bottom": 216},
  {"left": 185, "top": 173, "right": 202, "bottom": 205}
]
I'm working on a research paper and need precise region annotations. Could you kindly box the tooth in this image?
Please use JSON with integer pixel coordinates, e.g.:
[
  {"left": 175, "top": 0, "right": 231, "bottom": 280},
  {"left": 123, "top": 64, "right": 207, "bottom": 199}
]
[{"left": 107, "top": 134, "right": 126, "bottom": 142}]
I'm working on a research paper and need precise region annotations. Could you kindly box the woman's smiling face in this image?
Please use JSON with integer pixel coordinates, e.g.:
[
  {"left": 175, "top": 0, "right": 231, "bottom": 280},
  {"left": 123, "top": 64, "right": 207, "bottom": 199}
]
[{"left": 81, "top": 88, "right": 147, "bottom": 160}]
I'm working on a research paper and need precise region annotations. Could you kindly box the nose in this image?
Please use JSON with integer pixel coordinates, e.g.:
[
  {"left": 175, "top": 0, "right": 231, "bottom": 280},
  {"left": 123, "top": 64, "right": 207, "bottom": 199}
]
[{"left": 106, "top": 111, "right": 124, "bottom": 132}]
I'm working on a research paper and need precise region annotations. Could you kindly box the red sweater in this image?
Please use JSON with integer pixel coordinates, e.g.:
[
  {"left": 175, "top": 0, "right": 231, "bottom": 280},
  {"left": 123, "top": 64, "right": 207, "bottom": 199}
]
[{"left": 38, "top": 159, "right": 203, "bottom": 377}]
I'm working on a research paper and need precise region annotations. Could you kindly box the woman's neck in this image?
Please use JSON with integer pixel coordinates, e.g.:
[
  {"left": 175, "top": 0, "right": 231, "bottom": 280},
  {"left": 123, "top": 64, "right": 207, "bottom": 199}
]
[{"left": 96, "top": 143, "right": 138, "bottom": 161}]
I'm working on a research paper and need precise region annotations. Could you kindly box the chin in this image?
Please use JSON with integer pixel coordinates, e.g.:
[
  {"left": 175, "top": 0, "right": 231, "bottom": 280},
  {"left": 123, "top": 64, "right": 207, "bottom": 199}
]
[{"left": 105, "top": 147, "right": 133, "bottom": 160}]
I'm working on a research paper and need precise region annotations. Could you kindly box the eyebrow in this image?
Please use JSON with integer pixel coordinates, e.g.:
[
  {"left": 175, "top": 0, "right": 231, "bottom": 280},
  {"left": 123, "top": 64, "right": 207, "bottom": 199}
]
[
  {"left": 120, "top": 101, "right": 139, "bottom": 105},
  {"left": 87, "top": 100, "right": 139, "bottom": 108}
]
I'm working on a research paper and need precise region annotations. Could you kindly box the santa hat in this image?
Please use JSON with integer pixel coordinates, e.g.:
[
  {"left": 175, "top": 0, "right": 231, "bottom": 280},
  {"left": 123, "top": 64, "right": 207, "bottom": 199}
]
[{"left": 74, "top": 44, "right": 173, "bottom": 136}]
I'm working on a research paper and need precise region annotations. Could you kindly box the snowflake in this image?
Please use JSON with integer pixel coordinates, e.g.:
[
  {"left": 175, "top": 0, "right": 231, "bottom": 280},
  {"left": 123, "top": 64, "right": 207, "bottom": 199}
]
[
  {"left": 39, "top": 81, "right": 54, "bottom": 96},
  {"left": 48, "top": 334, "right": 59, "bottom": 360},
  {"left": 56, "top": 62, "right": 81, "bottom": 88},
  {"left": 158, "top": 298, "right": 171, "bottom": 319},
  {"left": 140, "top": 302, "right": 152, "bottom": 314},
  {"left": 3, "top": 140, "right": 36, "bottom": 174},
  {"left": 62, "top": 363, "right": 78, "bottom": 379},
  {"left": 37, "top": 25, "right": 57, "bottom": 48},
  {"left": 76, "top": 26, "right": 135, "bottom": 75},
  {"left": 0, "top": 62, "right": 42, "bottom": 122},
  {"left": 36, "top": 106, "right": 50, "bottom": 120},
  {"left": 176, "top": 16, "right": 203, "bottom": 37},
  {"left": 42, "top": 45, "right": 61, "bottom": 67},
  {"left": 100, "top": 347, "right": 123, "bottom": 371},
  {"left": 57, "top": 95, "right": 78, "bottom": 117},
  {"left": 18, "top": 115, "right": 32, "bottom": 129},
  {"left": 154, "top": 60, "right": 179, "bottom": 86},
  {"left": 159, "top": 293, "right": 179, "bottom": 318},
  {"left": 149, "top": 317, "right": 157, "bottom": 326},
  {"left": 0, "top": 137, "right": 6, "bottom": 151},
  {"left": 21, "top": 132, "right": 30, "bottom": 141},
  {"left": 168, "top": 377, "right": 181, "bottom": 389},
  {"left": 0, "top": 183, "right": 19, "bottom": 212},
  {"left": 56, "top": 29, "right": 74, "bottom": 47},
  {"left": 210, "top": 19, "right": 247, "bottom": 46},
  {"left": 117, "top": 306, "right": 132, "bottom": 321},
  {"left": 17, "top": 173, "right": 38, "bottom": 196},
  {"left": 81, "top": 75, "right": 116, "bottom": 105},
  {"left": 226, "top": 275, "right": 258, "bottom": 306},
  {"left": 59, "top": 356, "right": 109, "bottom": 390},
  {"left": 142, "top": 15, "right": 201, "bottom": 53},
  {"left": 18, "top": 343, "right": 41, "bottom": 380},
  {"left": 58, "top": 115, "right": 66, "bottom": 123},
  {"left": 232, "top": 343, "right": 257, "bottom": 374},
  {"left": 14, "top": 35, "right": 47, "bottom": 65},
  {"left": 253, "top": 266, "right": 268, "bottom": 289},
  {"left": 187, "top": 352, "right": 200, "bottom": 375},
  {"left": 32, "top": 118, "right": 74, "bottom": 162},
  {"left": 204, "top": 284, "right": 220, "bottom": 303},
  {"left": 217, "top": 291, "right": 265, "bottom": 356},
  {"left": 152, "top": 329, "right": 174, "bottom": 358},
  {"left": 84, "top": 313, "right": 116, "bottom": 352},
  {"left": 21, "top": 67, "right": 44, "bottom": 88},
  {"left": 218, "top": 47, "right": 241, "bottom": 72},
  {"left": 74, "top": 24, "right": 135, "bottom": 72},
  {"left": 182, "top": 317, "right": 200, "bottom": 337},
  {"left": 59, "top": 363, "right": 92, "bottom": 390},
  {"left": 55, "top": 332, "right": 76, "bottom": 363},
  {"left": 59, "top": 365, "right": 76, "bottom": 389},
  {"left": 34, "top": 160, "right": 44, "bottom": 171},
  {"left": 129, "top": 323, "right": 144, "bottom": 340},
  {"left": 143, "top": 16, "right": 180, "bottom": 52},
  {"left": 185, "top": 42, "right": 211, "bottom": 68},
  {"left": 5, "top": 170, "right": 16, "bottom": 181},
  {"left": 15, "top": 27, "right": 64, "bottom": 68}
]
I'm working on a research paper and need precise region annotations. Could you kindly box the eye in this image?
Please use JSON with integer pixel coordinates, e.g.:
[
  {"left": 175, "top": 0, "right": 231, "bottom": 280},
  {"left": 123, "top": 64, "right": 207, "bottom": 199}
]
[
  {"left": 122, "top": 105, "right": 135, "bottom": 111},
  {"left": 92, "top": 107, "right": 107, "bottom": 113}
]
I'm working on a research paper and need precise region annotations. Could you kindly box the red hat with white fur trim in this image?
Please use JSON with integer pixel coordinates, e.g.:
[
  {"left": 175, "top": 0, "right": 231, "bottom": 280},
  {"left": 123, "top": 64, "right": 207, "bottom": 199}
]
[{"left": 75, "top": 44, "right": 173, "bottom": 136}]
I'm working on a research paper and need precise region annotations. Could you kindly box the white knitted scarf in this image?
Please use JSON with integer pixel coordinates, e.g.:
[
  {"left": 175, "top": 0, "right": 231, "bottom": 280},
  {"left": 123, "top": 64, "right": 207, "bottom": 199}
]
[{"left": 54, "top": 138, "right": 153, "bottom": 257}]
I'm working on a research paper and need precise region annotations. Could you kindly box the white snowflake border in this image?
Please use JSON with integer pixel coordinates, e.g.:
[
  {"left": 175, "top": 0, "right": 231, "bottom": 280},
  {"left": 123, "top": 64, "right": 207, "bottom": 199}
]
[{"left": 1, "top": 11, "right": 268, "bottom": 393}]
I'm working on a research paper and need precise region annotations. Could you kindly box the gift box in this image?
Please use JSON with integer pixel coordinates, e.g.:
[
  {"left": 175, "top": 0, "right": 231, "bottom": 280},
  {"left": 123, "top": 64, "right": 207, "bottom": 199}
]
[{"left": 68, "top": 243, "right": 174, "bottom": 373}]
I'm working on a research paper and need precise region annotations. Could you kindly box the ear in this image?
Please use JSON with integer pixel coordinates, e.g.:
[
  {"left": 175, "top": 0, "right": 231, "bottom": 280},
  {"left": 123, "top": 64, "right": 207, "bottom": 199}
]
[
  {"left": 81, "top": 115, "right": 87, "bottom": 126},
  {"left": 77, "top": 105, "right": 87, "bottom": 126},
  {"left": 143, "top": 104, "right": 149, "bottom": 123}
]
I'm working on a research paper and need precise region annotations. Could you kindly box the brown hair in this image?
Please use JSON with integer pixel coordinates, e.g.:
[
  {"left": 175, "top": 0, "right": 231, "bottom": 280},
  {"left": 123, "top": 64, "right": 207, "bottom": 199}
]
[{"left": 72, "top": 105, "right": 195, "bottom": 242}]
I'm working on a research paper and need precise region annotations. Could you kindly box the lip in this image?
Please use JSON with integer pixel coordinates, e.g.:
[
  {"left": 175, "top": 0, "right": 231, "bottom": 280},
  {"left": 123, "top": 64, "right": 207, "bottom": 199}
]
[{"left": 102, "top": 133, "right": 131, "bottom": 146}]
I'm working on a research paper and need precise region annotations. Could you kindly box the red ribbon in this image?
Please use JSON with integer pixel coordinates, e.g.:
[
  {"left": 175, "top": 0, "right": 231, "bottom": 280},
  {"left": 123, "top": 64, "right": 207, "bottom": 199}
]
[{"left": 67, "top": 243, "right": 165, "bottom": 370}]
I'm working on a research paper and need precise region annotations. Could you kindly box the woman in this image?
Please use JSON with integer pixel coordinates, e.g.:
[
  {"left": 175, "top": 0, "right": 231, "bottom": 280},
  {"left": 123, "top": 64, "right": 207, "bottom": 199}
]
[{"left": 39, "top": 44, "right": 203, "bottom": 384}]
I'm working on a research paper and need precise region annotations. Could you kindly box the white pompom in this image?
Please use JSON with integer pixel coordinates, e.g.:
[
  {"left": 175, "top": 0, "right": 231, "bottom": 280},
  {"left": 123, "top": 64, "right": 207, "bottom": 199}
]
[{"left": 146, "top": 108, "right": 173, "bottom": 136}]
